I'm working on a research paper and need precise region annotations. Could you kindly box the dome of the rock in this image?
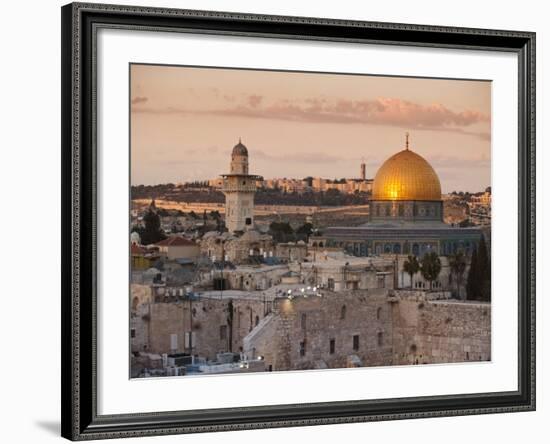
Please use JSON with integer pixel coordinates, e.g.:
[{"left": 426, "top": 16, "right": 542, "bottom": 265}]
[{"left": 372, "top": 148, "right": 441, "bottom": 201}]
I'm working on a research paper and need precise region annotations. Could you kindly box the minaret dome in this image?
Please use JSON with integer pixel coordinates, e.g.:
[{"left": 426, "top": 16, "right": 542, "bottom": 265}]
[{"left": 230, "top": 138, "right": 249, "bottom": 175}]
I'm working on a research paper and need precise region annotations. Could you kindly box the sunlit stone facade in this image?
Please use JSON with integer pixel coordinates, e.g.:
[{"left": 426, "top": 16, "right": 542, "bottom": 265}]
[{"left": 221, "top": 139, "right": 262, "bottom": 233}]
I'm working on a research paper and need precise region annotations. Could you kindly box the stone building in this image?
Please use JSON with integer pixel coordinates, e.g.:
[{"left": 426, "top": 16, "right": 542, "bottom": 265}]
[
  {"left": 224, "top": 265, "right": 289, "bottom": 291},
  {"left": 199, "top": 230, "right": 275, "bottom": 265},
  {"left": 130, "top": 244, "right": 160, "bottom": 271},
  {"left": 155, "top": 235, "right": 200, "bottom": 260},
  {"left": 131, "top": 291, "right": 272, "bottom": 358},
  {"left": 298, "top": 256, "right": 395, "bottom": 291},
  {"left": 275, "top": 241, "right": 308, "bottom": 263}
]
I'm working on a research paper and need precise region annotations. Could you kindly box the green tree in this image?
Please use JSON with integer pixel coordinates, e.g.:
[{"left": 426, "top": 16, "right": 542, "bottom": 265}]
[
  {"left": 449, "top": 251, "right": 467, "bottom": 299},
  {"left": 210, "top": 210, "right": 223, "bottom": 232},
  {"left": 420, "top": 252, "right": 442, "bottom": 291},
  {"left": 403, "top": 255, "right": 420, "bottom": 289},
  {"left": 477, "top": 235, "right": 491, "bottom": 301},
  {"left": 296, "top": 222, "right": 313, "bottom": 241},
  {"left": 466, "top": 235, "right": 491, "bottom": 301},
  {"left": 139, "top": 209, "right": 166, "bottom": 245},
  {"left": 269, "top": 221, "right": 294, "bottom": 243}
]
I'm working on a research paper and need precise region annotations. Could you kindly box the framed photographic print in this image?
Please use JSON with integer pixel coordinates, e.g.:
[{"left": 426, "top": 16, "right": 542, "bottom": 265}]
[{"left": 61, "top": 2, "right": 536, "bottom": 440}]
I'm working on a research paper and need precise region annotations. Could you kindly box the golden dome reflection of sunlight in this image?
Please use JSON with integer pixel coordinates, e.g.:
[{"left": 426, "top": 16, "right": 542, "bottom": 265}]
[{"left": 372, "top": 134, "right": 442, "bottom": 202}]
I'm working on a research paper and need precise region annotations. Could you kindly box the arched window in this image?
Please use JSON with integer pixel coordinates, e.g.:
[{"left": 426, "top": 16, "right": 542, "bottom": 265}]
[
  {"left": 340, "top": 305, "right": 346, "bottom": 320},
  {"left": 255, "top": 315, "right": 260, "bottom": 326},
  {"left": 376, "top": 307, "right": 382, "bottom": 320},
  {"left": 301, "top": 313, "right": 306, "bottom": 330},
  {"left": 377, "top": 332, "right": 384, "bottom": 347}
]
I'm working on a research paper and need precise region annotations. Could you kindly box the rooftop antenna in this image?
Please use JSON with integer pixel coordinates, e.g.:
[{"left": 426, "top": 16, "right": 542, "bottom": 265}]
[{"left": 405, "top": 132, "right": 410, "bottom": 150}]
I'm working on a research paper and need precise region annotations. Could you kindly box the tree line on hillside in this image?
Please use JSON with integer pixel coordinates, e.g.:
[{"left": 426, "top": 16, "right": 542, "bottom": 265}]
[{"left": 131, "top": 185, "right": 370, "bottom": 207}]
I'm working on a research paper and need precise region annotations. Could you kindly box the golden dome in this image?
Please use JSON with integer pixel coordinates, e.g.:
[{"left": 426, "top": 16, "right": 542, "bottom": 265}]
[{"left": 372, "top": 148, "right": 441, "bottom": 201}]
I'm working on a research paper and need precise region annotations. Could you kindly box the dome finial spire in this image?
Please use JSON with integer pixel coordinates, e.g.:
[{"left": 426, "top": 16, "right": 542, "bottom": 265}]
[
  {"left": 239, "top": 136, "right": 242, "bottom": 144},
  {"left": 405, "top": 132, "right": 410, "bottom": 150}
]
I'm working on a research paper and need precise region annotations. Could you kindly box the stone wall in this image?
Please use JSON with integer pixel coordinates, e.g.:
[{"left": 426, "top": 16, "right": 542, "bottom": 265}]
[
  {"left": 132, "top": 286, "right": 491, "bottom": 372},
  {"left": 244, "top": 290, "right": 393, "bottom": 371},
  {"left": 242, "top": 314, "right": 280, "bottom": 370},
  {"left": 391, "top": 291, "right": 491, "bottom": 365}
]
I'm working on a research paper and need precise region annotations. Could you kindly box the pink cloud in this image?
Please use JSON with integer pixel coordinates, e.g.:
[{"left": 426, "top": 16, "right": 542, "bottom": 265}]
[
  {"left": 205, "top": 96, "right": 489, "bottom": 131},
  {"left": 132, "top": 95, "right": 490, "bottom": 139}
]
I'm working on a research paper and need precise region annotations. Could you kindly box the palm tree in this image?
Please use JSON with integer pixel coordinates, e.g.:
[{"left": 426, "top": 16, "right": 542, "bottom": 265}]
[
  {"left": 403, "top": 255, "right": 420, "bottom": 289},
  {"left": 449, "top": 251, "right": 467, "bottom": 299},
  {"left": 420, "top": 252, "right": 442, "bottom": 291}
]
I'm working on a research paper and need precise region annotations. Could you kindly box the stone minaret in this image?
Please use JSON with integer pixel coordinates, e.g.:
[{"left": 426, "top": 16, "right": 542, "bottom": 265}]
[
  {"left": 360, "top": 159, "right": 366, "bottom": 180},
  {"left": 221, "top": 139, "right": 262, "bottom": 233}
]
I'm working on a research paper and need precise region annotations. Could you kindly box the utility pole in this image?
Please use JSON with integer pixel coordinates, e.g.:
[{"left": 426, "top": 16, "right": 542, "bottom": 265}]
[
  {"left": 220, "top": 240, "right": 225, "bottom": 299},
  {"left": 394, "top": 253, "right": 399, "bottom": 289}
]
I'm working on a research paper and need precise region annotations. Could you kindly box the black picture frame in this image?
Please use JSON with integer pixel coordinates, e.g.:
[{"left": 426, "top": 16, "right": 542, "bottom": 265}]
[{"left": 61, "top": 2, "right": 536, "bottom": 440}]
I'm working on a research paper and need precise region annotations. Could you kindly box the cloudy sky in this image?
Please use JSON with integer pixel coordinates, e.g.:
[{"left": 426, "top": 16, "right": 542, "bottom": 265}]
[{"left": 130, "top": 64, "right": 491, "bottom": 193}]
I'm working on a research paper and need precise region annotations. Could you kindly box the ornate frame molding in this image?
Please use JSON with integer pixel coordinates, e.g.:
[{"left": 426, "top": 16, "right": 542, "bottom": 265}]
[{"left": 61, "top": 2, "right": 535, "bottom": 440}]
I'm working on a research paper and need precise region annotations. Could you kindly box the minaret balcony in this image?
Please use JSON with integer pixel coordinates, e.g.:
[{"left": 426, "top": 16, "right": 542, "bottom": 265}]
[{"left": 222, "top": 184, "right": 257, "bottom": 193}]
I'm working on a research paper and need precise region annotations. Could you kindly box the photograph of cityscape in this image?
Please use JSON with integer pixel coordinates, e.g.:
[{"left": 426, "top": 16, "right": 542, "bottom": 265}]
[{"left": 129, "top": 64, "right": 492, "bottom": 378}]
